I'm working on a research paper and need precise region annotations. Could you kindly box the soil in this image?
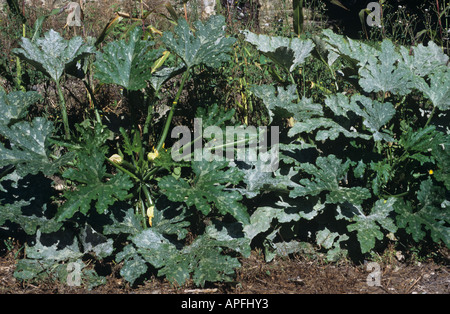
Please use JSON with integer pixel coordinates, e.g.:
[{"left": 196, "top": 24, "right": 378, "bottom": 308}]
[{"left": 1, "top": 249, "right": 449, "bottom": 294}]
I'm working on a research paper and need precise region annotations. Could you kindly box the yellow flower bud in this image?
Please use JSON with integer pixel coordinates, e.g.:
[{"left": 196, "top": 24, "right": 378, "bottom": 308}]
[
  {"left": 428, "top": 169, "right": 433, "bottom": 175},
  {"left": 147, "top": 147, "right": 159, "bottom": 161},
  {"left": 147, "top": 206, "right": 155, "bottom": 227},
  {"left": 109, "top": 154, "right": 123, "bottom": 164}
]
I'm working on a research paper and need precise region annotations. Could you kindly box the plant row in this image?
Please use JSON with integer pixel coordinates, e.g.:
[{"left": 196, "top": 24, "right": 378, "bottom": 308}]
[{"left": 0, "top": 14, "right": 449, "bottom": 288}]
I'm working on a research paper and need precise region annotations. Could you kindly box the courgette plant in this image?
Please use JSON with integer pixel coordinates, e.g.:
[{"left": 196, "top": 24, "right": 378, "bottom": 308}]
[
  {"left": 243, "top": 28, "right": 449, "bottom": 259},
  {"left": 92, "top": 16, "right": 237, "bottom": 229},
  {"left": 13, "top": 30, "right": 95, "bottom": 139}
]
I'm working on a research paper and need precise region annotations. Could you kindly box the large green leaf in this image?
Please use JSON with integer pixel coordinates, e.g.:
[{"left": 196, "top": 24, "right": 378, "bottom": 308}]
[
  {"left": 55, "top": 123, "right": 133, "bottom": 221},
  {"left": 158, "top": 159, "right": 249, "bottom": 224},
  {"left": 350, "top": 95, "right": 396, "bottom": 142},
  {"left": 399, "top": 41, "right": 449, "bottom": 77},
  {"left": 56, "top": 149, "right": 133, "bottom": 221},
  {"left": 162, "top": 15, "right": 236, "bottom": 69},
  {"left": 358, "top": 40, "right": 413, "bottom": 95},
  {"left": 0, "top": 117, "right": 72, "bottom": 176},
  {"left": 94, "top": 27, "right": 163, "bottom": 91},
  {"left": 414, "top": 69, "right": 450, "bottom": 111},
  {"left": 291, "top": 155, "right": 371, "bottom": 205},
  {"left": 251, "top": 84, "right": 322, "bottom": 124},
  {"left": 337, "top": 198, "right": 398, "bottom": 253},
  {"left": 13, "top": 29, "right": 94, "bottom": 82},
  {"left": 394, "top": 179, "right": 449, "bottom": 247},
  {"left": 431, "top": 134, "right": 450, "bottom": 189},
  {"left": 0, "top": 88, "right": 42, "bottom": 126},
  {"left": 132, "top": 229, "right": 242, "bottom": 287},
  {"left": 0, "top": 200, "right": 62, "bottom": 235},
  {"left": 322, "top": 28, "right": 379, "bottom": 68},
  {"left": 243, "top": 30, "right": 314, "bottom": 72}
]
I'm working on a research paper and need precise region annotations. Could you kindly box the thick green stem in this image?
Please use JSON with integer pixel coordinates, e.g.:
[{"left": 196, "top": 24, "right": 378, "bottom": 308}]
[
  {"left": 55, "top": 81, "right": 71, "bottom": 140},
  {"left": 156, "top": 70, "right": 190, "bottom": 153},
  {"left": 105, "top": 157, "right": 140, "bottom": 181},
  {"left": 143, "top": 101, "right": 154, "bottom": 147},
  {"left": 125, "top": 89, "right": 146, "bottom": 161}
]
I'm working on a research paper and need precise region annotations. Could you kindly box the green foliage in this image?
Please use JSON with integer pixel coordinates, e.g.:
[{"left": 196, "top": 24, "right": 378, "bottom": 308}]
[
  {"left": 94, "top": 27, "right": 163, "bottom": 91},
  {"left": 337, "top": 198, "right": 398, "bottom": 253},
  {"left": 13, "top": 29, "right": 94, "bottom": 83},
  {"left": 0, "top": 116, "right": 72, "bottom": 177},
  {"left": 242, "top": 30, "right": 314, "bottom": 72},
  {"left": 159, "top": 159, "right": 249, "bottom": 224},
  {"left": 1, "top": 13, "right": 448, "bottom": 289},
  {"left": 249, "top": 27, "right": 449, "bottom": 257},
  {"left": 0, "top": 88, "right": 42, "bottom": 126},
  {"left": 162, "top": 15, "right": 236, "bottom": 69},
  {"left": 394, "top": 179, "right": 449, "bottom": 247},
  {"left": 56, "top": 123, "right": 133, "bottom": 222}
]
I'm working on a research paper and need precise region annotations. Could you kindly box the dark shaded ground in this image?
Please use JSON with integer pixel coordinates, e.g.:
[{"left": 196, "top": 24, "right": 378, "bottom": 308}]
[{"left": 1, "top": 249, "right": 449, "bottom": 294}]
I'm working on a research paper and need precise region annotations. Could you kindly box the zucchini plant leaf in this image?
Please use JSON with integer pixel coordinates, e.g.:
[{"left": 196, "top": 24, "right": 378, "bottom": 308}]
[
  {"left": 291, "top": 155, "right": 371, "bottom": 205},
  {"left": 322, "top": 29, "right": 379, "bottom": 68},
  {"left": 358, "top": 40, "right": 413, "bottom": 95},
  {"left": 337, "top": 198, "right": 398, "bottom": 253},
  {"left": 414, "top": 69, "right": 450, "bottom": 111},
  {"left": 350, "top": 95, "right": 396, "bottom": 142},
  {"left": 115, "top": 244, "right": 149, "bottom": 285},
  {"left": 94, "top": 26, "right": 163, "bottom": 91},
  {"left": 132, "top": 229, "right": 242, "bottom": 287},
  {"left": 0, "top": 88, "right": 42, "bottom": 126},
  {"left": 56, "top": 149, "right": 133, "bottom": 221},
  {"left": 316, "top": 227, "right": 349, "bottom": 261},
  {"left": 289, "top": 117, "right": 371, "bottom": 141},
  {"left": 158, "top": 159, "right": 249, "bottom": 224},
  {"left": 243, "top": 197, "right": 323, "bottom": 240},
  {"left": 0, "top": 200, "right": 62, "bottom": 235},
  {"left": 0, "top": 117, "right": 73, "bottom": 176},
  {"left": 399, "top": 41, "right": 449, "bottom": 77},
  {"left": 103, "top": 207, "right": 143, "bottom": 236},
  {"left": 162, "top": 15, "right": 236, "bottom": 69},
  {"left": 432, "top": 135, "right": 450, "bottom": 189},
  {"left": 394, "top": 179, "right": 449, "bottom": 247},
  {"left": 13, "top": 29, "right": 94, "bottom": 82},
  {"left": 243, "top": 30, "right": 314, "bottom": 72},
  {"left": 251, "top": 84, "right": 322, "bottom": 124},
  {"left": 56, "top": 124, "right": 133, "bottom": 221}
]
